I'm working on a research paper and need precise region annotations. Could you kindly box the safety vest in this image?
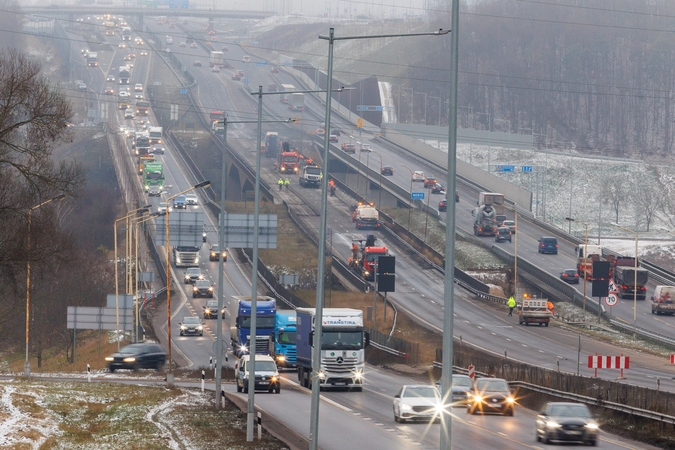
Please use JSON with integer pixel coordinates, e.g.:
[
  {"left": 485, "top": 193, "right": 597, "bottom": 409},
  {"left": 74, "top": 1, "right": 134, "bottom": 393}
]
[{"left": 278, "top": 179, "right": 283, "bottom": 185}]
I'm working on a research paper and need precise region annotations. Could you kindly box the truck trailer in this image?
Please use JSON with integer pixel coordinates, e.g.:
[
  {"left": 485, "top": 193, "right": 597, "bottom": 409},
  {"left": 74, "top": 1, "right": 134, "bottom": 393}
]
[
  {"left": 210, "top": 51, "right": 225, "bottom": 68},
  {"left": 296, "top": 308, "right": 369, "bottom": 391},
  {"left": 613, "top": 266, "right": 649, "bottom": 300}
]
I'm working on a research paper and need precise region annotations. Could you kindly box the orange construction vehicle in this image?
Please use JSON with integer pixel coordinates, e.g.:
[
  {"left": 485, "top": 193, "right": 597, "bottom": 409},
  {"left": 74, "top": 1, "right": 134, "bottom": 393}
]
[
  {"left": 278, "top": 148, "right": 300, "bottom": 174},
  {"left": 348, "top": 234, "right": 388, "bottom": 281}
]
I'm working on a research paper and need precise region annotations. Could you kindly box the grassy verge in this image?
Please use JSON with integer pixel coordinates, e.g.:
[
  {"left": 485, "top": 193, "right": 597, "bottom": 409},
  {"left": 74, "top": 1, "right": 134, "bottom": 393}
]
[{"left": 0, "top": 380, "right": 287, "bottom": 449}]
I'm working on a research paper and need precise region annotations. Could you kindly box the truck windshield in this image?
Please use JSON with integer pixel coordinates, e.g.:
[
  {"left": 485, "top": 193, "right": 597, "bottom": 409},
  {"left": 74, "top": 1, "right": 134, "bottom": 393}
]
[
  {"left": 366, "top": 252, "right": 386, "bottom": 262},
  {"left": 321, "top": 330, "right": 363, "bottom": 350},
  {"left": 279, "top": 330, "right": 296, "bottom": 344},
  {"left": 282, "top": 156, "right": 297, "bottom": 162},
  {"left": 146, "top": 173, "right": 162, "bottom": 180},
  {"left": 305, "top": 167, "right": 321, "bottom": 175},
  {"left": 239, "top": 316, "right": 276, "bottom": 329}
]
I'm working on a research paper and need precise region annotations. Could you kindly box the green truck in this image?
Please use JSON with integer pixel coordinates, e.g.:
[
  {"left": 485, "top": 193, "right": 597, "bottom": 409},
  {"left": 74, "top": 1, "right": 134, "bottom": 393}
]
[{"left": 143, "top": 162, "right": 164, "bottom": 192}]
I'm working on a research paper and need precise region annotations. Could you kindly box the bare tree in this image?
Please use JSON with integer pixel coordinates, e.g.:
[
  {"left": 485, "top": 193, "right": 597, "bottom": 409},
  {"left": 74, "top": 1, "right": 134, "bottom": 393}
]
[
  {"left": 602, "top": 176, "right": 625, "bottom": 224},
  {"left": 632, "top": 168, "right": 662, "bottom": 232}
]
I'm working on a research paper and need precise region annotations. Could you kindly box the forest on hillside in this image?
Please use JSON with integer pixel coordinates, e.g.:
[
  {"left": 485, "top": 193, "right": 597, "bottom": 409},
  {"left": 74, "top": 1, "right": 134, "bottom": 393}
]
[{"left": 414, "top": 0, "right": 675, "bottom": 158}]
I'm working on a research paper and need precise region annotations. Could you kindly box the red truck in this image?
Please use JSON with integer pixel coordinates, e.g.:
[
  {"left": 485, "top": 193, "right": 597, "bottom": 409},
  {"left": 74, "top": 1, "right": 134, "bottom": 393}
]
[
  {"left": 348, "top": 235, "right": 388, "bottom": 281},
  {"left": 278, "top": 150, "right": 299, "bottom": 174}
]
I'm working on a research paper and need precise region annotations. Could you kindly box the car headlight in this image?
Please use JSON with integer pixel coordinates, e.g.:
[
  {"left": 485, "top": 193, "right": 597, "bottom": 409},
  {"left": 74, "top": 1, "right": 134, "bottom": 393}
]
[
  {"left": 364, "top": 270, "right": 370, "bottom": 276},
  {"left": 123, "top": 357, "right": 136, "bottom": 362},
  {"left": 400, "top": 404, "right": 412, "bottom": 411},
  {"left": 204, "top": 309, "right": 211, "bottom": 313},
  {"left": 208, "top": 287, "right": 213, "bottom": 291},
  {"left": 435, "top": 403, "right": 444, "bottom": 414},
  {"left": 271, "top": 376, "right": 278, "bottom": 382},
  {"left": 586, "top": 423, "right": 598, "bottom": 429},
  {"left": 180, "top": 325, "right": 187, "bottom": 330},
  {"left": 294, "top": 167, "right": 299, "bottom": 172},
  {"left": 280, "top": 167, "right": 285, "bottom": 172},
  {"left": 198, "top": 275, "right": 204, "bottom": 280},
  {"left": 547, "top": 421, "right": 561, "bottom": 428},
  {"left": 193, "top": 287, "right": 198, "bottom": 292},
  {"left": 473, "top": 395, "right": 483, "bottom": 403},
  {"left": 197, "top": 325, "right": 203, "bottom": 330},
  {"left": 506, "top": 397, "right": 515, "bottom": 403},
  {"left": 210, "top": 252, "right": 216, "bottom": 257},
  {"left": 105, "top": 357, "right": 114, "bottom": 361}
]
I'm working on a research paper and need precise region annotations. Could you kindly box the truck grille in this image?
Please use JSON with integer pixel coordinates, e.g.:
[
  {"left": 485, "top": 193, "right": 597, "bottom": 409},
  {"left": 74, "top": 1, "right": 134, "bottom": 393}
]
[
  {"left": 286, "top": 348, "right": 296, "bottom": 363},
  {"left": 322, "top": 355, "right": 358, "bottom": 373}
]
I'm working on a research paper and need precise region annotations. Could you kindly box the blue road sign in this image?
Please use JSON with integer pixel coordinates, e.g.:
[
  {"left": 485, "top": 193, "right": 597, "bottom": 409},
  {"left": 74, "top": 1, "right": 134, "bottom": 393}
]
[
  {"left": 256, "top": 61, "right": 268, "bottom": 66},
  {"left": 180, "top": 89, "right": 188, "bottom": 94},
  {"left": 242, "top": 78, "right": 250, "bottom": 83},
  {"left": 521, "top": 166, "right": 533, "bottom": 173},
  {"left": 411, "top": 192, "right": 425, "bottom": 200},
  {"left": 494, "top": 165, "right": 515, "bottom": 172},
  {"left": 357, "top": 105, "right": 384, "bottom": 112}
]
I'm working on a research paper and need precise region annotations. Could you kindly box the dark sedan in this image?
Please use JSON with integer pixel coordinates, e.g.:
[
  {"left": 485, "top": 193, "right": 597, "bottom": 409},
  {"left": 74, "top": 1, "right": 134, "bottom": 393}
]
[
  {"left": 467, "top": 378, "right": 515, "bottom": 416},
  {"left": 536, "top": 402, "right": 598, "bottom": 446},
  {"left": 455, "top": 191, "right": 460, "bottom": 202},
  {"left": 438, "top": 199, "right": 447, "bottom": 212},
  {"left": 209, "top": 244, "right": 227, "bottom": 261},
  {"left": 431, "top": 183, "right": 445, "bottom": 194},
  {"left": 105, "top": 343, "right": 166, "bottom": 372},
  {"left": 381, "top": 166, "right": 394, "bottom": 176},
  {"left": 151, "top": 146, "right": 165, "bottom": 155},
  {"left": 203, "top": 300, "right": 225, "bottom": 319},
  {"left": 560, "top": 269, "right": 580, "bottom": 284}
]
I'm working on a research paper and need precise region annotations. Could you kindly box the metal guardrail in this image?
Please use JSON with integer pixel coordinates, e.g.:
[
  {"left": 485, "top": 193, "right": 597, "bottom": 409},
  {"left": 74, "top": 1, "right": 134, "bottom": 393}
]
[{"left": 370, "top": 341, "right": 407, "bottom": 358}]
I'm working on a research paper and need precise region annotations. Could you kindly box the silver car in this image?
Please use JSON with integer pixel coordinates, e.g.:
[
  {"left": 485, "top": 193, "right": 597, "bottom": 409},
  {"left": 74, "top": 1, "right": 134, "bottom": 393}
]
[
  {"left": 179, "top": 317, "right": 203, "bottom": 336},
  {"left": 393, "top": 385, "right": 442, "bottom": 423}
]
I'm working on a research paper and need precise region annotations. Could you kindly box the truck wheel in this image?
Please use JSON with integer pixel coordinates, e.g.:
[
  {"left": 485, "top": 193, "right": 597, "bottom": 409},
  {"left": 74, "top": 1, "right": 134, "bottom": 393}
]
[
  {"left": 544, "top": 322, "right": 549, "bottom": 327},
  {"left": 237, "top": 382, "right": 242, "bottom": 393},
  {"left": 243, "top": 383, "right": 249, "bottom": 394}
]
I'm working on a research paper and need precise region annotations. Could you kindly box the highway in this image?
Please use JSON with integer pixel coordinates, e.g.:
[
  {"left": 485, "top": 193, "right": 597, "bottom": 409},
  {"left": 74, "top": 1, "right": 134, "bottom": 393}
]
[{"left": 68, "top": 15, "right": 670, "bottom": 449}]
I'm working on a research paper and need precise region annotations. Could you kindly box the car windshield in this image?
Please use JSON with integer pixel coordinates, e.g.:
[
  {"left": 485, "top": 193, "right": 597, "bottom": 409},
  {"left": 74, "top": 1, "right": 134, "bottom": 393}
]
[
  {"left": 306, "top": 167, "right": 321, "bottom": 175},
  {"left": 549, "top": 404, "right": 591, "bottom": 418},
  {"left": 453, "top": 376, "right": 472, "bottom": 388},
  {"left": 183, "top": 317, "right": 200, "bottom": 325},
  {"left": 175, "top": 195, "right": 185, "bottom": 202},
  {"left": 211, "top": 245, "right": 220, "bottom": 252},
  {"left": 254, "top": 361, "right": 277, "bottom": 372},
  {"left": 206, "top": 301, "right": 218, "bottom": 308},
  {"left": 476, "top": 379, "right": 510, "bottom": 392},
  {"left": 195, "top": 281, "right": 210, "bottom": 288},
  {"left": 120, "top": 345, "right": 145, "bottom": 354},
  {"left": 187, "top": 268, "right": 201, "bottom": 276},
  {"left": 403, "top": 387, "right": 439, "bottom": 398}
]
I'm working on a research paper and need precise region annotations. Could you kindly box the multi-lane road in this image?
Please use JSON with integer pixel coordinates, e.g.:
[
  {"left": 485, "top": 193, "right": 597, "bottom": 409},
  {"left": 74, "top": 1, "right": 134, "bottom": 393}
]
[{"left": 69, "top": 15, "right": 666, "bottom": 449}]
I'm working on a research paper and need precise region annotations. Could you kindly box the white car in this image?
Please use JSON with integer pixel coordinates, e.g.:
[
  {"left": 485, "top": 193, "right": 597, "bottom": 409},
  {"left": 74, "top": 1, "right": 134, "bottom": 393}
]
[
  {"left": 157, "top": 202, "right": 172, "bottom": 213},
  {"left": 360, "top": 143, "right": 372, "bottom": 152},
  {"left": 135, "top": 93, "right": 143, "bottom": 99},
  {"left": 393, "top": 385, "right": 442, "bottom": 423},
  {"left": 412, "top": 170, "right": 425, "bottom": 182},
  {"left": 118, "top": 43, "right": 126, "bottom": 48},
  {"left": 185, "top": 193, "right": 198, "bottom": 205},
  {"left": 134, "top": 83, "right": 143, "bottom": 92},
  {"left": 106, "top": 74, "right": 115, "bottom": 82}
]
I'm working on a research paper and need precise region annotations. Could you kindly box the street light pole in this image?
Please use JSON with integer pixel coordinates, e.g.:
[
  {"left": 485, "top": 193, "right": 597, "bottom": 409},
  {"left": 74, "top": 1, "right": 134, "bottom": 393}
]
[
  {"left": 25, "top": 193, "right": 65, "bottom": 375},
  {"left": 165, "top": 181, "right": 210, "bottom": 387},
  {"left": 134, "top": 213, "right": 162, "bottom": 342},
  {"left": 566, "top": 218, "right": 589, "bottom": 312},
  {"left": 316, "top": 26, "right": 448, "bottom": 450},
  {"left": 371, "top": 150, "right": 383, "bottom": 209},
  {"left": 400, "top": 164, "right": 414, "bottom": 231}
]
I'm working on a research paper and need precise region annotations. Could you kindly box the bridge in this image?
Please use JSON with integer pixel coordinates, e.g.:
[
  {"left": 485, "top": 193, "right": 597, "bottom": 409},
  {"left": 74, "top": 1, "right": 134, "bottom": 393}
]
[{"left": 22, "top": 6, "right": 274, "bottom": 20}]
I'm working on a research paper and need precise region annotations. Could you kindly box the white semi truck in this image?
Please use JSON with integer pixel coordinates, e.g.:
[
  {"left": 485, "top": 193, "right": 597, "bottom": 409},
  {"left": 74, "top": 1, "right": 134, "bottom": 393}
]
[{"left": 296, "top": 308, "right": 369, "bottom": 391}]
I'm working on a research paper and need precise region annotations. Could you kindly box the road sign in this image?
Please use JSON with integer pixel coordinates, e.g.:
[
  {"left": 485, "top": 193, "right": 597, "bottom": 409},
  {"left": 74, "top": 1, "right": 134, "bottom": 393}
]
[
  {"left": 180, "top": 89, "right": 188, "bottom": 94},
  {"left": 494, "top": 165, "right": 515, "bottom": 172},
  {"left": 357, "top": 105, "right": 384, "bottom": 112},
  {"left": 411, "top": 192, "right": 424, "bottom": 200},
  {"left": 242, "top": 78, "right": 250, "bottom": 83},
  {"left": 468, "top": 365, "right": 475, "bottom": 381},
  {"left": 256, "top": 61, "right": 268, "bottom": 66},
  {"left": 356, "top": 118, "right": 364, "bottom": 128},
  {"left": 605, "top": 294, "right": 618, "bottom": 307},
  {"left": 521, "top": 166, "right": 533, "bottom": 172}
]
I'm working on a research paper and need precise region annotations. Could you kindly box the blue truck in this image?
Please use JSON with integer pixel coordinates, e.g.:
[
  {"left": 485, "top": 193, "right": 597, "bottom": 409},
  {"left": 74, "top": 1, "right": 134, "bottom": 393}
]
[
  {"left": 230, "top": 296, "right": 276, "bottom": 357},
  {"left": 270, "top": 311, "right": 297, "bottom": 368}
]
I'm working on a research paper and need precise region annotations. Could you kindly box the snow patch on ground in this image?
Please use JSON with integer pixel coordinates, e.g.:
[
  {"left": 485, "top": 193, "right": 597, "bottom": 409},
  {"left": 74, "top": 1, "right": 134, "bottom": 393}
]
[
  {"left": 145, "top": 394, "right": 187, "bottom": 450},
  {"left": 0, "top": 382, "right": 60, "bottom": 449}
]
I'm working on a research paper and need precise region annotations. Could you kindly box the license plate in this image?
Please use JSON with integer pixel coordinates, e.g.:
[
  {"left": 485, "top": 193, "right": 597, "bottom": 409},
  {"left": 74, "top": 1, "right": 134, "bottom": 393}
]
[
  {"left": 567, "top": 431, "right": 581, "bottom": 435},
  {"left": 259, "top": 382, "right": 269, "bottom": 385},
  {"left": 334, "top": 382, "right": 347, "bottom": 386}
]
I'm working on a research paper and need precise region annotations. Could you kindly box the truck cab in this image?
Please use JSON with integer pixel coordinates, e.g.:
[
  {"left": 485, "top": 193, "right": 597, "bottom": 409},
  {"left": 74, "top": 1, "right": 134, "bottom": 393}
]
[
  {"left": 299, "top": 165, "right": 322, "bottom": 188},
  {"left": 270, "top": 311, "right": 297, "bottom": 368},
  {"left": 231, "top": 296, "right": 277, "bottom": 357}
]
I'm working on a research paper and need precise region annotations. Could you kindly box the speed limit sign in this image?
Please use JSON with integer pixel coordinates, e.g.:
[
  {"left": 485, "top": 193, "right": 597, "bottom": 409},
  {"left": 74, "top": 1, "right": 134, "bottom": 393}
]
[{"left": 605, "top": 294, "right": 618, "bottom": 307}]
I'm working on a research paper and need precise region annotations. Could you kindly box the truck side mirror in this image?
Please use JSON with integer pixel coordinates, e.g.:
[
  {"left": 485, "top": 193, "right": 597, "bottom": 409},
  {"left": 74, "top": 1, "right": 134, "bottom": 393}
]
[
  {"left": 364, "top": 331, "right": 370, "bottom": 348},
  {"left": 308, "top": 330, "right": 314, "bottom": 347}
]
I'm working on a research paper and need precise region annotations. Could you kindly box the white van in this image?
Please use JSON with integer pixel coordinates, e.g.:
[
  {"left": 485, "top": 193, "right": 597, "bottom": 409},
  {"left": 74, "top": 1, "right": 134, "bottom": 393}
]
[
  {"left": 652, "top": 286, "right": 675, "bottom": 315},
  {"left": 235, "top": 354, "right": 280, "bottom": 394}
]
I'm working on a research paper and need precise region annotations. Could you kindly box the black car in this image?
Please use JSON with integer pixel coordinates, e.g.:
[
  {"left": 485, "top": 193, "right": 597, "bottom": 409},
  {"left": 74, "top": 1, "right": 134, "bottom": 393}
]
[
  {"left": 438, "top": 199, "right": 448, "bottom": 211},
  {"left": 467, "top": 378, "right": 515, "bottom": 416},
  {"left": 105, "top": 343, "right": 166, "bottom": 372},
  {"left": 209, "top": 244, "right": 227, "bottom": 261},
  {"left": 536, "top": 402, "right": 599, "bottom": 446},
  {"left": 151, "top": 146, "right": 165, "bottom": 155},
  {"left": 203, "top": 300, "right": 225, "bottom": 319},
  {"left": 193, "top": 279, "right": 214, "bottom": 298},
  {"left": 431, "top": 183, "right": 445, "bottom": 194},
  {"left": 560, "top": 269, "right": 580, "bottom": 284},
  {"left": 424, "top": 176, "right": 437, "bottom": 188},
  {"left": 455, "top": 191, "right": 460, "bottom": 202},
  {"left": 381, "top": 166, "right": 394, "bottom": 176},
  {"left": 495, "top": 226, "right": 512, "bottom": 243}
]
